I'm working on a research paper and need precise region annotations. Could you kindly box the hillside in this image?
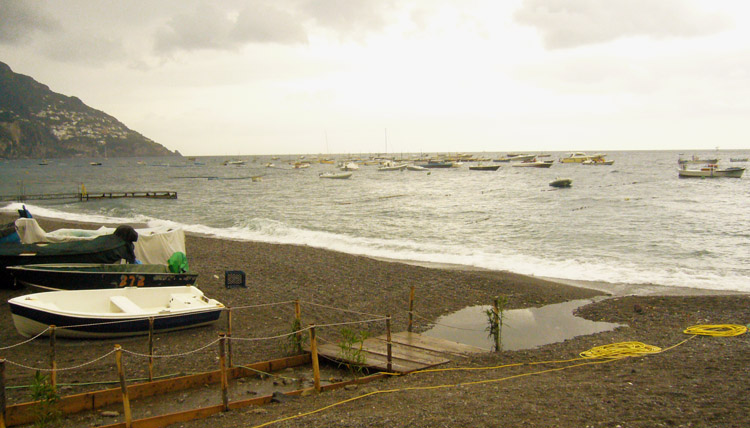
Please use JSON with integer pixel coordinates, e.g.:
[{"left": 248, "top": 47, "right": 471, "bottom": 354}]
[{"left": 0, "top": 61, "right": 179, "bottom": 159}]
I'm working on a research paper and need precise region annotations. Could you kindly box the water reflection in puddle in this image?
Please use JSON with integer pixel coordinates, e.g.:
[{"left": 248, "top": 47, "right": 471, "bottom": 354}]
[{"left": 422, "top": 299, "right": 624, "bottom": 351}]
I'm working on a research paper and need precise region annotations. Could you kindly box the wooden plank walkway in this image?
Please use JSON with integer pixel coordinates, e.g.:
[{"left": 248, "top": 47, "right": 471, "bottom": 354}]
[{"left": 313, "top": 332, "right": 486, "bottom": 374}]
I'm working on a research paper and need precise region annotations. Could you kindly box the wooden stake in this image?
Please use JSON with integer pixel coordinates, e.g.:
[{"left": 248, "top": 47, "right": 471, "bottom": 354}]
[
  {"left": 49, "top": 325, "right": 57, "bottom": 390},
  {"left": 294, "top": 300, "right": 303, "bottom": 353},
  {"left": 309, "top": 325, "right": 321, "bottom": 392},
  {"left": 226, "top": 308, "right": 233, "bottom": 368},
  {"left": 218, "top": 334, "right": 228, "bottom": 411},
  {"left": 407, "top": 286, "right": 415, "bottom": 333},
  {"left": 386, "top": 315, "right": 393, "bottom": 372},
  {"left": 0, "top": 359, "right": 6, "bottom": 428},
  {"left": 148, "top": 317, "right": 154, "bottom": 382},
  {"left": 115, "top": 345, "right": 132, "bottom": 428}
]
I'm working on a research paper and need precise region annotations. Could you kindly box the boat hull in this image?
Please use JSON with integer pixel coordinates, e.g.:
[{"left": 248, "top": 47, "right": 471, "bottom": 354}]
[
  {"left": 8, "top": 286, "right": 224, "bottom": 338},
  {"left": 678, "top": 167, "right": 745, "bottom": 178},
  {"left": 469, "top": 165, "right": 500, "bottom": 171},
  {"left": 7, "top": 263, "right": 198, "bottom": 291}
]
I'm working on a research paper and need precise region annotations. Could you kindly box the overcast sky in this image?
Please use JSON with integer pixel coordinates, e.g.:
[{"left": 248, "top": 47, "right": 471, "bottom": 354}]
[{"left": 2, "top": 0, "right": 749, "bottom": 156}]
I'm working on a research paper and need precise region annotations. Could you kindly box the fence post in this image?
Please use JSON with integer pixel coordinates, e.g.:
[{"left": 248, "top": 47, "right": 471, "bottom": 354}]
[
  {"left": 115, "top": 345, "right": 132, "bottom": 428},
  {"left": 309, "top": 325, "right": 321, "bottom": 393},
  {"left": 407, "top": 286, "right": 415, "bottom": 333},
  {"left": 226, "top": 308, "right": 233, "bottom": 368},
  {"left": 294, "top": 300, "right": 303, "bottom": 353},
  {"left": 49, "top": 325, "right": 57, "bottom": 390},
  {"left": 0, "top": 359, "right": 6, "bottom": 428},
  {"left": 386, "top": 315, "right": 393, "bottom": 372},
  {"left": 218, "top": 334, "right": 229, "bottom": 411},
  {"left": 148, "top": 317, "right": 154, "bottom": 382}
]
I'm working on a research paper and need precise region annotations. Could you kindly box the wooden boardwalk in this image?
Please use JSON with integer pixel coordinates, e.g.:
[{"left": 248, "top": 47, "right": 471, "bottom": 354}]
[
  {"left": 0, "top": 191, "right": 177, "bottom": 202},
  {"left": 313, "top": 332, "right": 486, "bottom": 374}
]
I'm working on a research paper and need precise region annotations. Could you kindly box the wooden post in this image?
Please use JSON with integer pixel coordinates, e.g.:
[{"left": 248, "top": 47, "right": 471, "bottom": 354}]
[
  {"left": 49, "top": 325, "right": 57, "bottom": 390},
  {"left": 218, "top": 334, "right": 228, "bottom": 411},
  {"left": 148, "top": 317, "right": 154, "bottom": 382},
  {"left": 407, "top": 286, "right": 415, "bottom": 333},
  {"left": 386, "top": 315, "right": 393, "bottom": 372},
  {"left": 309, "top": 325, "right": 321, "bottom": 392},
  {"left": 0, "top": 359, "right": 6, "bottom": 428},
  {"left": 492, "top": 297, "right": 500, "bottom": 353},
  {"left": 226, "top": 308, "right": 233, "bottom": 368},
  {"left": 115, "top": 345, "right": 132, "bottom": 428},
  {"left": 294, "top": 300, "right": 303, "bottom": 353}
]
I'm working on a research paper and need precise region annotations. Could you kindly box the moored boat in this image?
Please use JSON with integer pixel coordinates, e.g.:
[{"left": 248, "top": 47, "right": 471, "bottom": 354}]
[
  {"left": 319, "top": 171, "right": 353, "bottom": 179},
  {"left": 512, "top": 159, "right": 553, "bottom": 168},
  {"left": 8, "top": 286, "right": 224, "bottom": 338},
  {"left": 7, "top": 263, "right": 198, "bottom": 291},
  {"left": 549, "top": 178, "right": 572, "bottom": 188},
  {"left": 377, "top": 161, "right": 407, "bottom": 171},
  {"left": 406, "top": 164, "right": 428, "bottom": 171},
  {"left": 559, "top": 153, "right": 606, "bottom": 163},
  {"left": 678, "top": 164, "right": 745, "bottom": 178},
  {"left": 469, "top": 164, "right": 500, "bottom": 171}
]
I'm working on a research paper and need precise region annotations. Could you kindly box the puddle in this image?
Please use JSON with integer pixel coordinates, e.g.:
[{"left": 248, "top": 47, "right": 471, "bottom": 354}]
[{"left": 422, "top": 299, "right": 624, "bottom": 351}]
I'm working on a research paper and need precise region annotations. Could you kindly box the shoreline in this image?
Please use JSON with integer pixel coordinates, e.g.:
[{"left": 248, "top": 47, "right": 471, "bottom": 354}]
[{"left": 3, "top": 211, "right": 745, "bottom": 298}]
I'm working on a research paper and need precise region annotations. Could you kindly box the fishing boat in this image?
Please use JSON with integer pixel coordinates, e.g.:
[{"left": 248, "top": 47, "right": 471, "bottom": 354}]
[
  {"left": 8, "top": 286, "right": 224, "bottom": 338},
  {"left": 0, "top": 230, "right": 138, "bottom": 289},
  {"left": 468, "top": 164, "right": 500, "bottom": 171},
  {"left": 319, "top": 172, "right": 353, "bottom": 179},
  {"left": 678, "top": 164, "right": 745, "bottom": 178},
  {"left": 559, "top": 153, "right": 606, "bottom": 163},
  {"left": 377, "top": 161, "right": 407, "bottom": 171},
  {"left": 7, "top": 263, "right": 198, "bottom": 291},
  {"left": 512, "top": 159, "right": 553, "bottom": 168},
  {"left": 549, "top": 178, "right": 572, "bottom": 188}
]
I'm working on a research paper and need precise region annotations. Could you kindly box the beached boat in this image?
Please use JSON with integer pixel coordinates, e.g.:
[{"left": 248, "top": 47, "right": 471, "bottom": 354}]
[
  {"left": 8, "top": 286, "right": 224, "bottom": 338},
  {"left": 319, "top": 172, "right": 353, "bottom": 179},
  {"left": 469, "top": 164, "right": 500, "bottom": 171},
  {"left": 7, "top": 263, "right": 198, "bottom": 291},
  {"left": 678, "top": 165, "right": 745, "bottom": 178},
  {"left": 549, "top": 178, "right": 572, "bottom": 188},
  {"left": 559, "top": 153, "right": 606, "bottom": 163},
  {"left": 0, "top": 229, "right": 138, "bottom": 289}
]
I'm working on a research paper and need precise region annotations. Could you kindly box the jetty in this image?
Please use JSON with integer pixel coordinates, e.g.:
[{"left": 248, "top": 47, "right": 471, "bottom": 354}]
[{"left": 0, "top": 191, "right": 177, "bottom": 202}]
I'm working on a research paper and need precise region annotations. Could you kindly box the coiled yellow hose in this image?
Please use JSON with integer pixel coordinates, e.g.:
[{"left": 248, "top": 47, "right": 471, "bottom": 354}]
[
  {"left": 580, "top": 341, "right": 662, "bottom": 359},
  {"left": 683, "top": 324, "right": 747, "bottom": 337}
]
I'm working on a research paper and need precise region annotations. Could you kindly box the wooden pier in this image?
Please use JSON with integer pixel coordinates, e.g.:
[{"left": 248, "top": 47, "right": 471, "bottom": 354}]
[
  {"left": 0, "top": 191, "right": 177, "bottom": 202},
  {"left": 312, "top": 331, "right": 486, "bottom": 374}
]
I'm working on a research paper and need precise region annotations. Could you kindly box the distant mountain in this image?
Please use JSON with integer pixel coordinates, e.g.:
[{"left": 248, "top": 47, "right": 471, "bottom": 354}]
[{"left": 0, "top": 61, "right": 180, "bottom": 159}]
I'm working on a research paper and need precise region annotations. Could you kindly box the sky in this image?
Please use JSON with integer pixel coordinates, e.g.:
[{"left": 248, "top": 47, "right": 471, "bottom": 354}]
[{"left": 1, "top": 0, "right": 749, "bottom": 156}]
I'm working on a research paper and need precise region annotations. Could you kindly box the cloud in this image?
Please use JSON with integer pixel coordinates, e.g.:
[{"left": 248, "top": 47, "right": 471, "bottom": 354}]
[
  {"left": 514, "top": 0, "right": 731, "bottom": 49},
  {"left": 154, "top": 2, "right": 308, "bottom": 54},
  {"left": 0, "top": 1, "right": 61, "bottom": 44},
  {"left": 300, "top": 0, "right": 394, "bottom": 40}
]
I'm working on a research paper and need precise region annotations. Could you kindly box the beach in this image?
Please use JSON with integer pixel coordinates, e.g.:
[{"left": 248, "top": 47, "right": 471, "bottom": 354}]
[{"left": 0, "top": 214, "right": 748, "bottom": 427}]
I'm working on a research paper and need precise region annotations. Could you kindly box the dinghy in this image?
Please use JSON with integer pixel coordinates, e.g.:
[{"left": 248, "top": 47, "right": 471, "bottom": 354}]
[
  {"left": 9, "top": 286, "right": 224, "bottom": 338},
  {"left": 7, "top": 263, "right": 198, "bottom": 291}
]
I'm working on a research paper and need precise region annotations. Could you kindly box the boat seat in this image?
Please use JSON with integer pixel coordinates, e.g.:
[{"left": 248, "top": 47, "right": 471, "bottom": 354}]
[
  {"left": 109, "top": 296, "right": 145, "bottom": 314},
  {"left": 168, "top": 293, "right": 197, "bottom": 310}
]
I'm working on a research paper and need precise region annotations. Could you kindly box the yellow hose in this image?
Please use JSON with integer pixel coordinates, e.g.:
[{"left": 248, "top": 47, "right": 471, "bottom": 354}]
[
  {"left": 683, "top": 324, "right": 747, "bottom": 337},
  {"left": 579, "top": 341, "right": 662, "bottom": 359}
]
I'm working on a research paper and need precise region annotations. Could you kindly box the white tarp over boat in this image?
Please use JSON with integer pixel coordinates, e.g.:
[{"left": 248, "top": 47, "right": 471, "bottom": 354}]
[{"left": 14, "top": 218, "right": 186, "bottom": 265}]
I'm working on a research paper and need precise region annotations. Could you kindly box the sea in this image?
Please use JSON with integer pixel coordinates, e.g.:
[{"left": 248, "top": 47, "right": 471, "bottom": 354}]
[{"left": 1, "top": 150, "right": 749, "bottom": 294}]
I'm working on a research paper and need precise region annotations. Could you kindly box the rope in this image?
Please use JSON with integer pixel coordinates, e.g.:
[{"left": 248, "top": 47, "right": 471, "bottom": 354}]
[
  {"left": 683, "top": 324, "right": 747, "bottom": 337},
  {"left": 5, "top": 349, "right": 116, "bottom": 372},
  {"left": 0, "top": 327, "right": 51, "bottom": 350},
  {"left": 300, "top": 301, "right": 383, "bottom": 318},
  {"left": 122, "top": 338, "right": 221, "bottom": 359},
  {"left": 314, "top": 317, "right": 388, "bottom": 329},
  {"left": 228, "top": 328, "right": 310, "bottom": 342},
  {"left": 230, "top": 300, "right": 297, "bottom": 311}
]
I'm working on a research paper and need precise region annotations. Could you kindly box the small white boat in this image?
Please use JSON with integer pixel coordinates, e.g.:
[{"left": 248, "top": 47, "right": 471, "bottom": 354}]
[
  {"left": 8, "top": 286, "right": 224, "bottom": 338},
  {"left": 339, "top": 162, "right": 359, "bottom": 171},
  {"left": 319, "top": 172, "right": 353, "bottom": 179},
  {"left": 559, "top": 153, "right": 605, "bottom": 163},
  {"left": 377, "top": 161, "right": 407, "bottom": 171},
  {"left": 512, "top": 159, "right": 553, "bottom": 168},
  {"left": 678, "top": 165, "right": 745, "bottom": 178},
  {"left": 406, "top": 164, "right": 428, "bottom": 171},
  {"left": 582, "top": 159, "right": 614, "bottom": 165}
]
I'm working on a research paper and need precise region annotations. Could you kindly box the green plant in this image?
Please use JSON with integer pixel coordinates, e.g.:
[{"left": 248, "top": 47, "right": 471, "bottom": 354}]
[
  {"left": 337, "top": 328, "right": 370, "bottom": 376},
  {"left": 29, "top": 371, "right": 60, "bottom": 428},
  {"left": 285, "top": 317, "right": 308, "bottom": 354},
  {"left": 485, "top": 295, "right": 509, "bottom": 352}
]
